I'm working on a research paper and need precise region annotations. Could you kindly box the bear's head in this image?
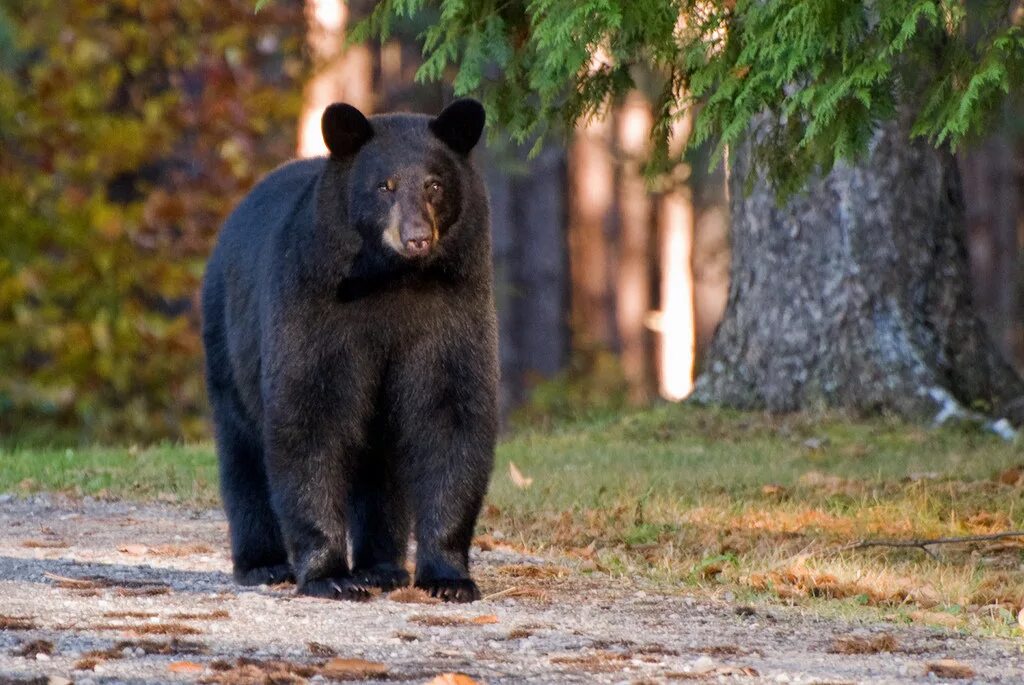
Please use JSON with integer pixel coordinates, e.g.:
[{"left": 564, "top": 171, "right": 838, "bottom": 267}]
[{"left": 320, "top": 99, "right": 485, "bottom": 266}]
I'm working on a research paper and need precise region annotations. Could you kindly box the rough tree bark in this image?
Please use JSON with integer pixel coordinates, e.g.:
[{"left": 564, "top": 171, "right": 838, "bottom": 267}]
[{"left": 693, "top": 118, "right": 1024, "bottom": 424}]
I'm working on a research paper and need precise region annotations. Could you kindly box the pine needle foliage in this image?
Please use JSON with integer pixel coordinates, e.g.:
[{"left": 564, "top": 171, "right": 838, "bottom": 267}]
[{"left": 346, "top": 0, "right": 1024, "bottom": 194}]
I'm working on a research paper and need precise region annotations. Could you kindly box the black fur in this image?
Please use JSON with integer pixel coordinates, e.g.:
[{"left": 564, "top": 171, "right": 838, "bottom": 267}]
[{"left": 201, "top": 100, "right": 498, "bottom": 602}]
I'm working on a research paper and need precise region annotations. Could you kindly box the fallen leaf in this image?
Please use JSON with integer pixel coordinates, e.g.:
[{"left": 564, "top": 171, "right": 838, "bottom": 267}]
[
  {"left": 322, "top": 658, "right": 388, "bottom": 677},
  {"left": 0, "top": 614, "right": 37, "bottom": 630},
  {"left": 168, "top": 661, "right": 204, "bottom": 673},
  {"left": 925, "top": 660, "right": 975, "bottom": 679},
  {"left": 508, "top": 461, "right": 533, "bottom": 489},
  {"left": 426, "top": 674, "right": 480, "bottom": 685},
  {"left": 409, "top": 614, "right": 498, "bottom": 627},
  {"left": 13, "top": 639, "right": 55, "bottom": 657},
  {"left": 496, "top": 564, "right": 567, "bottom": 578},
  {"left": 118, "top": 544, "right": 149, "bottom": 555},
  {"left": 21, "top": 539, "right": 69, "bottom": 549},
  {"left": 472, "top": 614, "right": 499, "bottom": 625},
  {"left": 830, "top": 633, "right": 898, "bottom": 654},
  {"left": 307, "top": 641, "right": 336, "bottom": 657},
  {"left": 387, "top": 587, "right": 440, "bottom": 604}
]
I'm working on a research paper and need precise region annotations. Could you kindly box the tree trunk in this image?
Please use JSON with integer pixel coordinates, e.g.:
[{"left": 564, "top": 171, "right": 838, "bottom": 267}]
[
  {"left": 568, "top": 119, "right": 618, "bottom": 351},
  {"left": 693, "top": 119, "right": 1024, "bottom": 423},
  {"left": 616, "top": 93, "right": 656, "bottom": 403},
  {"left": 960, "top": 130, "right": 1020, "bottom": 362}
]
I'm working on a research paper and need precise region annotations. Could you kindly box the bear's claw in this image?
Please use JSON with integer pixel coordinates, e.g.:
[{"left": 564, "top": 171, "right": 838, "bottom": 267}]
[
  {"left": 415, "top": 577, "right": 481, "bottom": 603},
  {"left": 299, "top": 577, "right": 374, "bottom": 601}
]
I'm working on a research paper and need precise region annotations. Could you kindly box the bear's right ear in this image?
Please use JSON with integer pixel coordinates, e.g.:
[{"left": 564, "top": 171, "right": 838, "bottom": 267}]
[{"left": 321, "top": 103, "right": 373, "bottom": 158}]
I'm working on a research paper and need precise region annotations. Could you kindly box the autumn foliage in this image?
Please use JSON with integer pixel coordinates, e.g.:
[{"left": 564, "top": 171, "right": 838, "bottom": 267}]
[{"left": 0, "top": 0, "right": 307, "bottom": 441}]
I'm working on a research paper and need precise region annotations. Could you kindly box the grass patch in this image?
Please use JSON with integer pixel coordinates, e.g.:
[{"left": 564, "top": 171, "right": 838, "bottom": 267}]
[{"left": 3, "top": 403, "right": 1023, "bottom": 635}]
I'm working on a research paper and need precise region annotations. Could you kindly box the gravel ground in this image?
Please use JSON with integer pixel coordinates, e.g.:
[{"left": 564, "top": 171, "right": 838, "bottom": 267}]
[{"left": 0, "top": 494, "right": 1020, "bottom": 684}]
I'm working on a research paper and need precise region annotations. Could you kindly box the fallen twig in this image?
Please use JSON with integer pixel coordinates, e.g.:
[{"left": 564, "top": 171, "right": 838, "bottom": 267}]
[
  {"left": 481, "top": 586, "right": 519, "bottom": 602},
  {"left": 846, "top": 531, "right": 1024, "bottom": 560}
]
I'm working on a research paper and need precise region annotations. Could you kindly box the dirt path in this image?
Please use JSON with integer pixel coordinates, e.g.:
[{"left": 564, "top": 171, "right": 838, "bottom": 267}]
[{"left": 0, "top": 495, "right": 1020, "bottom": 684}]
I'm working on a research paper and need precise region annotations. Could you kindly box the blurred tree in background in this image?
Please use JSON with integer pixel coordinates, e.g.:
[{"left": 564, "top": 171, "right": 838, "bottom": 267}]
[{"left": 0, "top": 0, "right": 306, "bottom": 442}]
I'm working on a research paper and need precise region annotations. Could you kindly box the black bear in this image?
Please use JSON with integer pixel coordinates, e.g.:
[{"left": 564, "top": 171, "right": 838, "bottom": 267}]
[{"left": 201, "top": 99, "right": 497, "bottom": 602}]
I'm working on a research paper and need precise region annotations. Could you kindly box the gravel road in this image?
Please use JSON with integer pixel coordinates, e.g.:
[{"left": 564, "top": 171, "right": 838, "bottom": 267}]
[{"left": 0, "top": 494, "right": 1020, "bottom": 684}]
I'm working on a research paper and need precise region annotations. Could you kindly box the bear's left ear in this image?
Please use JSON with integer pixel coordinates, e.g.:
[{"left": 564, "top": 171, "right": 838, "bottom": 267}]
[
  {"left": 429, "top": 98, "right": 485, "bottom": 156},
  {"left": 322, "top": 103, "right": 374, "bottom": 158}
]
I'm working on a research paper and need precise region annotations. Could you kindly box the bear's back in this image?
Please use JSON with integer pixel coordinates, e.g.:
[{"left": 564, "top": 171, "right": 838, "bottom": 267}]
[{"left": 213, "top": 157, "right": 326, "bottom": 267}]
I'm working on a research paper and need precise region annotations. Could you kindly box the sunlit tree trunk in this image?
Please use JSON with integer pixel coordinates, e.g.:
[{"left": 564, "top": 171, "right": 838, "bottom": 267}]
[
  {"left": 568, "top": 118, "right": 618, "bottom": 352},
  {"left": 654, "top": 112, "right": 698, "bottom": 401},
  {"left": 694, "top": 117, "right": 1024, "bottom": 424},
  {"left": 297, "top": 0, "right": 374, "bottom": 157},
  {"left": 616, "top": 93, "right": 656, "bottom": 403}
]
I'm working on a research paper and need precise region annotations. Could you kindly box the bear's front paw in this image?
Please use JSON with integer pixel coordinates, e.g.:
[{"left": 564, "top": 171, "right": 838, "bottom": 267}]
[
  {"left": 354, "top": 564, "right": 411, "bottom": 591},
  {"left": 234, "top": 563, "right": 294, "bottom": 587},
  {"left": 415, "top": 577, "right": 481, "bottom": 603},
  {"left": 298, "top": 577, "right": 374, "bottom": 601}
]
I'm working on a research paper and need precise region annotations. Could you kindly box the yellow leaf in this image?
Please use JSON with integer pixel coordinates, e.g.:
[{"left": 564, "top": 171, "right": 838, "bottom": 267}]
[
  {"left": 118, "top": 544, "right": 148, "bottom": 555},
  {"left": 425, "top": 674, "right": 481, "bottom": 685},
  {"left": 508, "top": 462, "right": 533, "bottom": 489},
  {"left": 471, "top": 614, "right": 499, "bottom": 625},
  {"left": 323, "top": 658, "right": 388, "bottom": 677},
  {"left": 167, "top": 661, "right": 204, "bottom": 673}
]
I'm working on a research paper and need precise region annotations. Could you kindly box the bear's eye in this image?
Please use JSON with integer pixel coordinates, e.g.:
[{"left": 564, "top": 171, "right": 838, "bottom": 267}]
[
  {"left": 377, "top": 179, "right": 396, "bottom": 192},
  {"left": 427, "top": 181, "right": 442, "bottom": 193}
]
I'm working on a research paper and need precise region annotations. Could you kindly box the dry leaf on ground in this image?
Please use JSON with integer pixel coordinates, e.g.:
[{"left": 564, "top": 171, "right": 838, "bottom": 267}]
[
  {"left": 409, "top": 613, "right": 498, "bottom": 627},
  {"left": 830, "top": 633, "right": 898, "bottom": 654},
  {"left": 322, "top": 657, "right": 388, "bottom": 677},
  {"left": 925, "top": 660, "right": 975, "bottom": 679},
  {"left": 508, "top": 461, "right": 533, "bottom": 489},
  {"left": 119, "top": 544, "right": 149, "bottom": 555},
  {"left": 388, "top": 587, "right": 440, "bottom": 604},
  {"left": 425, "top": 674, "right": 480, "bottom": 685},
  {"left": 168, "top": 661, "right": 205, "bottom": 673},
  {"left": 21, "top": 539, "right": 69, "bottom": 548}
]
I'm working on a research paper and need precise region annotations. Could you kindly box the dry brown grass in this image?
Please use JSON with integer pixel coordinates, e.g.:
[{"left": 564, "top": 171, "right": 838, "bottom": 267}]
[
  {"left": 408, "top": 613, "right": 499, "bottom": 627},
  {"left": 829, "top": 633, "right": 899, "bottom": 654}
]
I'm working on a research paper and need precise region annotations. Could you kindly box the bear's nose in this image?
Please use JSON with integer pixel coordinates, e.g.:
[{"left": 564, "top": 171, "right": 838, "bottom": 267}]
[{"left": 404, "top": 237, "right": 432, "bottom": 256}]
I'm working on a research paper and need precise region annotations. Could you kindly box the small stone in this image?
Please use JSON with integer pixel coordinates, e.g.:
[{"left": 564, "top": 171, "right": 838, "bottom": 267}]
[
  {"left": 692, "top": 656, "right": 718, "bottom": 674},
  {"left": 35, "top": 653, "right": 51, "bottom": 661},
  {"left": 774, "top": 674, "right": 791, "bottom": 683}
]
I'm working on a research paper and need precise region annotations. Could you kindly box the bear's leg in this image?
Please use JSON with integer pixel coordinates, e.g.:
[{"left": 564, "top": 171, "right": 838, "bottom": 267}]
[
  {"left": 392, "top": 345, "right": 497, "bottom": 603},
  {"left": 349, "top": 452, "right": 411, "bottom": 591},
  {"left": 264, "top": 412, "right": 372, "bottom": 601},
  {"left": 209, "top": 386, "right": 292, "bottom": 587}
]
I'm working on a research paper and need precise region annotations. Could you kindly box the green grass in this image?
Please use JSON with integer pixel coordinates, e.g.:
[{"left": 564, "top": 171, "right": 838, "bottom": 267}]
[{"left": 4, "top": 403, "right": 1023, "bottom": 635}]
